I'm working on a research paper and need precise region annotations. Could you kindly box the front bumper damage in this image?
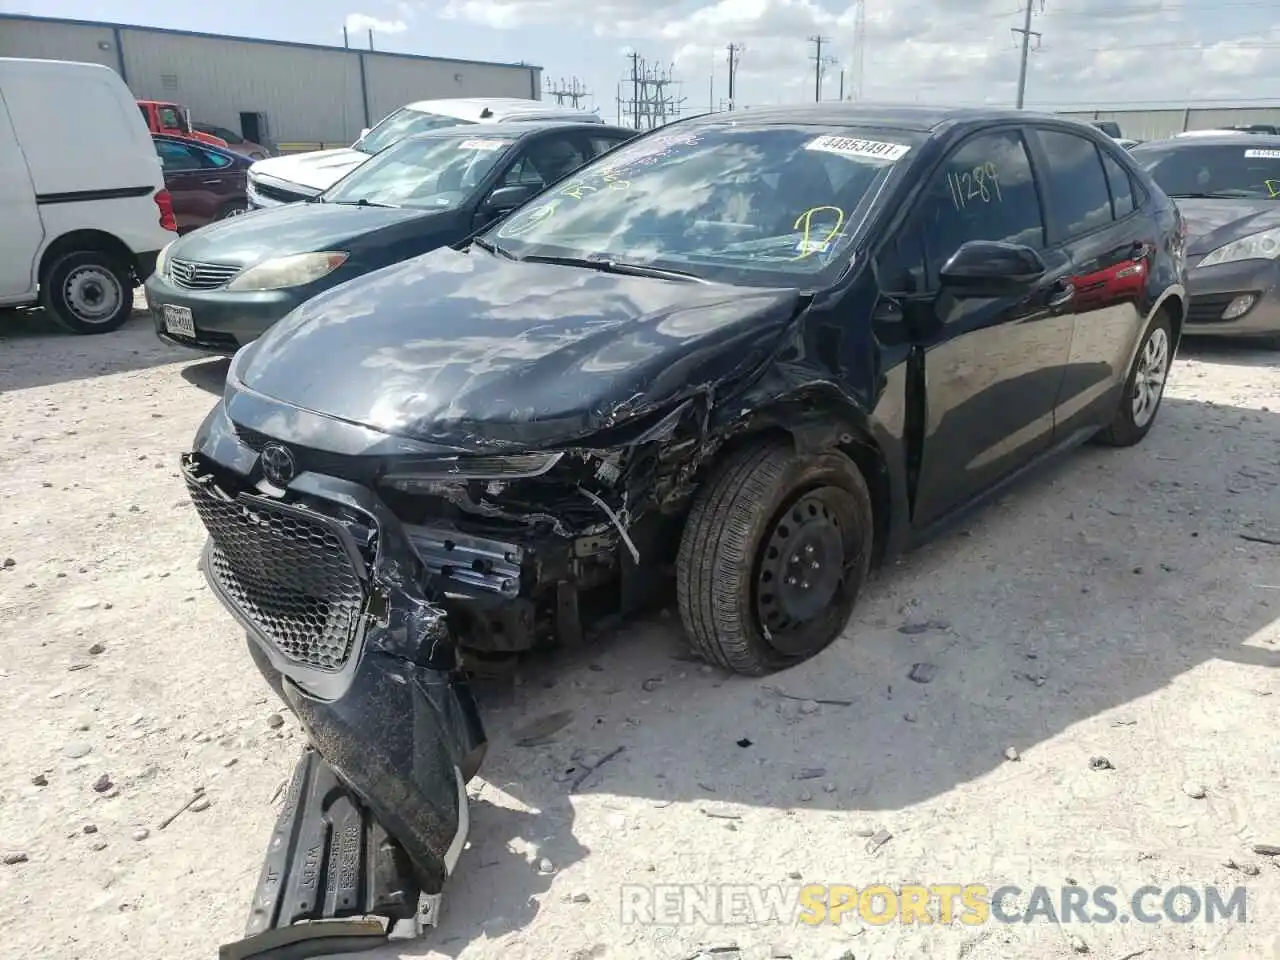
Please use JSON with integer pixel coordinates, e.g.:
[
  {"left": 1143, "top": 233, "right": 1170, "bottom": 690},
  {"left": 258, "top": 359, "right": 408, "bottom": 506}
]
[{"left": 182, "top": 453, "right": 486, "bottom": 958}]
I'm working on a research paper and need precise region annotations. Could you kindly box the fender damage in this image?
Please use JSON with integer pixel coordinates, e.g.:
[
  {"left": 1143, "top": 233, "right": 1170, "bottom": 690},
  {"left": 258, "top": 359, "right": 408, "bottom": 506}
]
[{"left": 183, "top": 248, "right": 826, "bottom": 956}]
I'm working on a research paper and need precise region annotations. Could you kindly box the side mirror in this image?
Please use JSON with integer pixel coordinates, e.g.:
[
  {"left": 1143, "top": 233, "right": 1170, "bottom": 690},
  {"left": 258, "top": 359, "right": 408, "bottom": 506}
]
[
  {"left": 482, "top": 183, "right": 539, "bottom": 215},
  {"left": 939, "top": 240, "right": 1046, "bottom": 296}
]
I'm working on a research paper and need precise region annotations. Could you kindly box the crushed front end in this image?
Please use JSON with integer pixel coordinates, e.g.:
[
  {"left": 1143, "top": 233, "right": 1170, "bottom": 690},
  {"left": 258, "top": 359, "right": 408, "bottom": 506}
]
[{"left": 182, "top": 422, "right": 487, "bottom": 957}]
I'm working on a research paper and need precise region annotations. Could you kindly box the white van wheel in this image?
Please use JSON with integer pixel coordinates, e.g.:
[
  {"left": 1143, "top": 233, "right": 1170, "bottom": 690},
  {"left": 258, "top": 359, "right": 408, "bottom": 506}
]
[{"left": 41, "top": 251, "right": 134, "bottom": 335}]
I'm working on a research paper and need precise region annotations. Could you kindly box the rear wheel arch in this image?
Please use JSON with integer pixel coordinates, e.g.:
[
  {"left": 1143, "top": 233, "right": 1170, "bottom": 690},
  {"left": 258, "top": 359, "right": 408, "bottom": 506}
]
[{"left": 38, "top": 229, "right": 140, "bottom": 286}]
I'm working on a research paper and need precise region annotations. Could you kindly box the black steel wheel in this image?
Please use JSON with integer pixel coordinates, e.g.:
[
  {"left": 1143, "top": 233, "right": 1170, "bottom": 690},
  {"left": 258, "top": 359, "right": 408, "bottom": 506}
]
[{"left": 677, "top": 439, "right": 874, "bottom": 676}]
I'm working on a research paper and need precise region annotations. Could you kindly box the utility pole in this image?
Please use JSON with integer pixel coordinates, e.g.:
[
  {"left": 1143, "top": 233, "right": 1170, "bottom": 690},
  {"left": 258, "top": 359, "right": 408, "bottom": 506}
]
[
  {"left": 629, "top": 51, "right": 641, "bottom": 128},
  {"left": 808, "top": 35, "right": 832, "bottom": 102},
  {"left": 839, "top": 68, "right": 844, "bottom": 100},
  {"left": 709, "top": 75, "right": 714, "bottom": 113},
  {"left": 726, "top": 43, "right": 740, "bottom": 111},
  {"left": 367, "top": 28, "right": 374, "bottom": 50},
  {"left": 1011, "top": 1, "right": 1043, "bottom": 109},
  {"left": 618, "top": 53, "right": 687, "bottom": 130}
]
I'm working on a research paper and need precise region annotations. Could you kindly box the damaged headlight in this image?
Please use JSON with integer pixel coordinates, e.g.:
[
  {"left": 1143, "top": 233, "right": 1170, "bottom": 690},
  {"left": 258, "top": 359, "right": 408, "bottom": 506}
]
[
  {"left": 226, "top": 252, "right": 349, "bottom": 291},
  {"left": 381, "top": 452, "right": 564, "bottom": 491}
]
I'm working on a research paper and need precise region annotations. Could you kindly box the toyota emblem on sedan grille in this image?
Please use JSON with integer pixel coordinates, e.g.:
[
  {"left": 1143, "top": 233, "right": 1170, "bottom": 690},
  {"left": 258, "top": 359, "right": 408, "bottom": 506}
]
[{"left": 260, "top": 443, "right": 296, "bottom": 486}]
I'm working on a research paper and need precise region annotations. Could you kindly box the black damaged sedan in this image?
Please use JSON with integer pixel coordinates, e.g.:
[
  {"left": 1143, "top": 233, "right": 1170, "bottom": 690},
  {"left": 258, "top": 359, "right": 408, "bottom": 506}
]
[
  {"left": 185, "top": 105, "right": 1187, "bottom": 956},
  {"left": 145, "top": 120, "right": 633, "bottom": 354}
]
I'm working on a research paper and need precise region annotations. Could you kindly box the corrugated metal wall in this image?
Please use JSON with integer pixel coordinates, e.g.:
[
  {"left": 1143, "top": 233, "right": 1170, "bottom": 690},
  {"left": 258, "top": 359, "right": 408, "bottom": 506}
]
[
  {"left": 364, "top": 56, "right": 540, "bottom": 124},
  {"left": 1060, "top": 107, "right": 1280, "bottom": 141},
  {"left": 0, "top": 16, "right": 542, "bottom": 148}
]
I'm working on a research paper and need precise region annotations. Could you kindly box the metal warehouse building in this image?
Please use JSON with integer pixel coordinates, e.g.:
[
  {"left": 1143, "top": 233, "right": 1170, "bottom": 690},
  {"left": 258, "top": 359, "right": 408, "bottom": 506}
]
[
  {"left": 1060, "top": 106, "right": 1280, "bottom": 141},
  {"left": 0, "top": 14, "right": 543, "bottom": 150}
]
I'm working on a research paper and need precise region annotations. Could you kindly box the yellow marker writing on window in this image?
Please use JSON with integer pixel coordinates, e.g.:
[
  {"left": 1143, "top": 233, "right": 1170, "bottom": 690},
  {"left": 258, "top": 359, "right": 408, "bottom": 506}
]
[
  {"left": 791, "top": 206, "right": 846, "bottom": 260},
  {"left": 1265, "top": 180, "right": 1280, "bottom": 199}
]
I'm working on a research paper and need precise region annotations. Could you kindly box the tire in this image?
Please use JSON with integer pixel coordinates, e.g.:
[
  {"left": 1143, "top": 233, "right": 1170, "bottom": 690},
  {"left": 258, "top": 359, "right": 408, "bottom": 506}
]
[
  {"left": 1095, "top": 309, "right": 1174, "bottom": 447},
  {"left": 676, "top": 439, "right": 874, "bottom": 676},
  {"left": 40, "top": 250, "right": 134, "bottom": 335},
  {"left": 217, "top": 200, "right": 248, "bottom": 220}
]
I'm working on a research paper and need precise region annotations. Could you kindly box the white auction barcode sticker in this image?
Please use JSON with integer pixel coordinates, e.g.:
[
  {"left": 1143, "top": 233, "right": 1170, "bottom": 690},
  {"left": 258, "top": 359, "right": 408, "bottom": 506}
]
[{"left": 805, "top": 135, "right": 911, "bottom": 162}]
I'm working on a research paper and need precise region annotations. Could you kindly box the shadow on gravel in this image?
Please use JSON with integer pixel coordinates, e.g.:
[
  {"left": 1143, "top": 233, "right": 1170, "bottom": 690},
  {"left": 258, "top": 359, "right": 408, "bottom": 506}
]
[
  {"left": 1179, "top": 335, "right": 1280, "bottom": 368},
  {"left": 0, "top": 308, "right": 189, "bottom": 394},
  {"left": 181, "top": 358, "right": 231, "bottom": 395},
  {"left": 318, "top": 394, "right": 1280, "bottom": 959}
]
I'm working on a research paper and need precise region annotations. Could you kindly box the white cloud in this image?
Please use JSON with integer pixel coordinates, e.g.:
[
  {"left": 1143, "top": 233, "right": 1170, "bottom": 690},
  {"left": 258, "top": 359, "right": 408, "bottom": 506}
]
[
  {"left": 345, "top": 12, "right": 410, "bottom": 34},
  {"left": 437, "top": 0, "right": 1280, "bottom": 110}
]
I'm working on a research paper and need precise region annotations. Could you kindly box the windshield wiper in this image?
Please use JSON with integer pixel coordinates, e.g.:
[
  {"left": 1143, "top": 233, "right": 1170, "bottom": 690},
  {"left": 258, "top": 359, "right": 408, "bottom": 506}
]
[
  {"left": 1168, "top": 192, "right": 1252, "bottom": 200},
  {"left": 328, "top": 198, "right": 398, "bottom": 208},
  {"left": 471, "top": 236, "right": 516, "bottom": 259},
  {"left": 518, "top": 254, "right": 705, "bottom": 282}
]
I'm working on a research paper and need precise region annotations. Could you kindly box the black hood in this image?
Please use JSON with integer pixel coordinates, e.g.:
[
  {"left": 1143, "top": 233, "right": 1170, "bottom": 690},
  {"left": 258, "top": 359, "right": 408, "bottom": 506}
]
[
  {"left": 1176, "top": 197, "right": 1280, "bottom": 257},
  {"left": 170, "top": 202, "right": 445, "bottom": 266},
  {"left": 229, "top": 246, "right": 805, "bottom": 449}
]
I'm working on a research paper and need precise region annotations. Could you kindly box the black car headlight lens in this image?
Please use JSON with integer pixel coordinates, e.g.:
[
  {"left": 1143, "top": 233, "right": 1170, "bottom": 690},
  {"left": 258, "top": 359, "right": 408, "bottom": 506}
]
[{"left": 381, "top": 452, "right": 564, "bottom": 491}]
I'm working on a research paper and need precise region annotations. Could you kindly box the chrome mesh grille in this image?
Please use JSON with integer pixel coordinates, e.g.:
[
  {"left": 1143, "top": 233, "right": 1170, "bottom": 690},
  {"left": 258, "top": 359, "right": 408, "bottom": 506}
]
[
  {"left": 168, "top": 258, "right": 241, "bottom": 291},
  {"left": 183, "top": 461, "right": 369, "bottom": 671}
]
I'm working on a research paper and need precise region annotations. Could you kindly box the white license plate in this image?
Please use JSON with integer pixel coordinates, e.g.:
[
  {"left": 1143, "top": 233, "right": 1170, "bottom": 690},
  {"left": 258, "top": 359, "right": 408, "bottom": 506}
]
[{"left": 162, "top": 304, "right": 195, "bottom": 338}]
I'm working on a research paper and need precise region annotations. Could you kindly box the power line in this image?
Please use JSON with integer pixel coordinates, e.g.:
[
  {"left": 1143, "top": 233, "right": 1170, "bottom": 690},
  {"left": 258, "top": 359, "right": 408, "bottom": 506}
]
[
  {"left": 1011, "top": 0, "right": 1043, "bottom": 109},
  {"left": 618, "top": 52, "right": 686, "bottom": 130}
]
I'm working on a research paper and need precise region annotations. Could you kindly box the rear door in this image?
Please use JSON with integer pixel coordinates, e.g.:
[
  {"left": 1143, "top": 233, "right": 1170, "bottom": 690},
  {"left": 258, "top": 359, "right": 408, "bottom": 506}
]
[
  {"left": 0, "top": 87, "right": 43, "bottom": 300},
  {"left": 1026, "top": 126, "right": 1155, "bottom": 439},
  {"left": 155, "top": 138, "right": 222, "bottom": 231},
  {"left": 877, "top": 125, "right": 1077, "bottom": 526}
]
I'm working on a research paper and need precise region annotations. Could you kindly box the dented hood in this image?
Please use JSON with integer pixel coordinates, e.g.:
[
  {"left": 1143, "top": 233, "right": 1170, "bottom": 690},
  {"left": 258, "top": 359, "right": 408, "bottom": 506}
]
[{"left": 231, "top": 245, "right": 803, "bottom": 448}]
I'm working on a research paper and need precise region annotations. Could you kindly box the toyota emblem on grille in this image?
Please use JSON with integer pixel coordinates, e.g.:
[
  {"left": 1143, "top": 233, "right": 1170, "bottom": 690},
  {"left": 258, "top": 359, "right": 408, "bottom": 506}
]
[
  {"left": 260, "top": 443, "right": 296, "bottom": 486},
  {"left": 172, "top": 261, "right": 193, "bottom": 282}
]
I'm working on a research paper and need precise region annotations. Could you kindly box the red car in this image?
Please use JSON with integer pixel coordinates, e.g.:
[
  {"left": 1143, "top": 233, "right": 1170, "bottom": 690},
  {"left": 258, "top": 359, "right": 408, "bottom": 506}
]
[{"left": 152, "top": 134, "right": 251, "bottom": 233}]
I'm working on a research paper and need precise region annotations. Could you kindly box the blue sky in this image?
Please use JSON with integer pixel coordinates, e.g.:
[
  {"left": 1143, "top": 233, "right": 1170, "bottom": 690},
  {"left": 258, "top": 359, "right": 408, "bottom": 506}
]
[{"left": 5, "top": 0, "right": 1280, "bottom": 118}]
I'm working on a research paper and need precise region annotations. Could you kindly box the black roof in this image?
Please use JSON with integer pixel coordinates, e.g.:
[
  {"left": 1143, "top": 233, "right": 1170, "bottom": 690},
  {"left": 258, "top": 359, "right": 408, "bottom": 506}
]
[
  {"left": 671, "top": 102, "right": 1084, "bottom": 132},
  {"left": 406, "top": 120, "right": 633, "bottom": 141},
  {"left": 1132, "top": 133, "right": 1280, "bottom": 149}
]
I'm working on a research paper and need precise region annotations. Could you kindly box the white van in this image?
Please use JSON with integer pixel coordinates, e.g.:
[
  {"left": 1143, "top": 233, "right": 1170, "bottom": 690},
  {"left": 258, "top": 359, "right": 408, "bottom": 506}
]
[
  {"left": 247, "top": 97, "right": 604, "bottom": 207},
  {"left": 0, "top": 57, "right": 176, "bottom": 335}
]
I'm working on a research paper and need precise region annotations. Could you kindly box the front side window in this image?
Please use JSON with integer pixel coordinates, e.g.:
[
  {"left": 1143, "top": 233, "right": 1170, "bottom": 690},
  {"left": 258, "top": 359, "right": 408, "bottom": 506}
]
[
  {"left": 896, "top": 128, "right": 1044, "bottom": 288},
  {"left": 322, "top": 133, "right": 517, "bottom": 209},
  {"left": 1130, "top": 142, "right": 1280, "bottom": 200},
  {"left": 1036, "top": 129, "right": 1114, "bottom": 239},
  {"left": 196, "top": 147, "right": 233, "bottom": 169},
  {"left": 355, "top": 108, "right": 476, "bottom": 155},
  {"left": 490, "top": 123, "right": 921, "bottom": 285}
]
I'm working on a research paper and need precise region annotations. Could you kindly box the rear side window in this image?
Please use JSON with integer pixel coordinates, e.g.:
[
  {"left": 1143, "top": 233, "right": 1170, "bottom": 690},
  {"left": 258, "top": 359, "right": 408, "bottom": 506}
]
[
  {"left": 156, "top": 139, "right": 202, "bottom": 171},
  {"left": 1036, "top": 129, "right": 1113, "bottom": 239},
  {"left": 196, "top": 147, "right": 233, "bottom": 169},
  {"left": 1101, "top": 151, "right": 1135, "bottom": 218},
  {"left": 588, "top": 135, "right": 628, "bottom": 157}
]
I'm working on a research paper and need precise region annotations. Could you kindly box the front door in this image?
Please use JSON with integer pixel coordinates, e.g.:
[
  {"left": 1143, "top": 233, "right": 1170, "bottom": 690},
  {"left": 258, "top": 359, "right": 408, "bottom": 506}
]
[
  {"left": 155, "top": 139, "right": 240, "bottom": 231},
  {"left": 879, "top": 126, "right": 1077, "bottom": 527}
]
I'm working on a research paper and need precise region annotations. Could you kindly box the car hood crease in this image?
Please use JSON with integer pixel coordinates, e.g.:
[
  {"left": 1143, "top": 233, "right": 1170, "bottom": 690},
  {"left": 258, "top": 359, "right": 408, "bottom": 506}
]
[{"left": 231, "top": 246, "right": 806, "bottom": 449}]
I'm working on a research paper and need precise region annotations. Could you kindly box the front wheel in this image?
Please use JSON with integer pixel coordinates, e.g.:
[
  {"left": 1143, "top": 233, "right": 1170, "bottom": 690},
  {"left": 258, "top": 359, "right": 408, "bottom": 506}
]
[
  {"left": 676, "top": 440, "right": 874, "bottom": 676},
  {"left": 40, "top": 250, "right": 134, "bottom": 335},
  {"left": 1095, "top": 310, "right": 1173, "bottom": 447}
]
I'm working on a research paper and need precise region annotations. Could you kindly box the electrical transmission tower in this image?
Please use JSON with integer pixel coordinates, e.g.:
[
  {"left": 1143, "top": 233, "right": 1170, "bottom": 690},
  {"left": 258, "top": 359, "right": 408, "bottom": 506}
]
[
  {"left": 848, "top": 0, "right": 866, "bottom": 100},
  {"left": 547, "top": 76, "right": 591, "bottom": 109},
  {"left": 618, "top": 52, "right": 687, "bottom": 130},
  {"left": 808, "top": 35, "right": 835, "bottom": 102},
  {"left": 1012, "top": 0, "right": 1044, "bottom": 109}
]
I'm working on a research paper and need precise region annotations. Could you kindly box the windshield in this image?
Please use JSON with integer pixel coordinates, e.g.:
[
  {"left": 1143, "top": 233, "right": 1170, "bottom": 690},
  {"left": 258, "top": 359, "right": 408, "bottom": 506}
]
[
  {"left": 1132, "top": 143, "right": 1280, "bottom": 199},
  {"left": 488, "top": 122, "right": 916, "bottom": 285},
  {"left": 355, "top": 107, "right": 476, "bottom": 155},
  {"left": 323, "top": 133, "right": 517, "bottom": 209}
]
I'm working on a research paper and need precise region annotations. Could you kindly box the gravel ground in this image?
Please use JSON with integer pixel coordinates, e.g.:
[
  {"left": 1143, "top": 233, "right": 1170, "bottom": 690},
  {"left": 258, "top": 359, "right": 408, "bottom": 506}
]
[{"left": 1, "top": 303, "right": 1278, "bottom": 960}]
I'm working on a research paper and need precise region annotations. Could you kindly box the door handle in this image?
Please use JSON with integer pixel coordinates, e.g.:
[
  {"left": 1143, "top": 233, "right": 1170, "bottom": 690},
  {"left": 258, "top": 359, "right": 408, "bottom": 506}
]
[
  {"left": 1127, "top": 241, "right": 1152, "bottom": 259},
  {"left": 1047, "top": 281, "right": 1075, "bottom": 311},
  {"left": 201, "top": 179, "right": 222, "bottom": 185}
]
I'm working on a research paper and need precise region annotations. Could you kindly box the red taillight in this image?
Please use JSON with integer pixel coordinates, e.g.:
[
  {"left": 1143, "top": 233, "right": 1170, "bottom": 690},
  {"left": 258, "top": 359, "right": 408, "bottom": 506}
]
[{"left": 154, "top": 188, "right": 177, "bottom": 232}]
